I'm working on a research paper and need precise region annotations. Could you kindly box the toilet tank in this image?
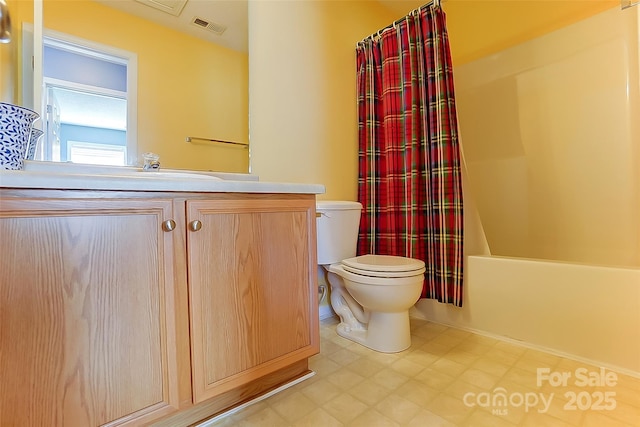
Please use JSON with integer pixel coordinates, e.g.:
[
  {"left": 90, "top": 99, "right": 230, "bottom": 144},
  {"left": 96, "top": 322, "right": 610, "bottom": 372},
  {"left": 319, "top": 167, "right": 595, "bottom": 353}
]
[{"left": 316, "top": 201, "right": 363, "bottom": 265}]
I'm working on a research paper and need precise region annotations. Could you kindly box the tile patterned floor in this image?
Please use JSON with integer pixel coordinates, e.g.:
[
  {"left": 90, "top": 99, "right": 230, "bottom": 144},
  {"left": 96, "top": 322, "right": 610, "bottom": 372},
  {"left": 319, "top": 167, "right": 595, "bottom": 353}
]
[{"left": 207, "top": 317, "right": 640, "bottom": 426}]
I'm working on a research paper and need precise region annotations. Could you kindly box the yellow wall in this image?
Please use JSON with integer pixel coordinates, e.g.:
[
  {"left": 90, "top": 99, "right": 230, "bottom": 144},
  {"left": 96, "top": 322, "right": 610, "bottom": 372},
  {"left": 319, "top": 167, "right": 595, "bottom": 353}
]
[
  {"left": 0, "top": 23, "right": 13, "bottom": 103},
  {"left": 444, "top": 0, "right": 619, "bottom": 65},
  {"left": 0, "top": 0, "right": 12, "bottom": 103},
  {"left": 6, "top": 0, "right": 619, "bottom": 174},
  {"left": 248, "top": 0, "right": 619, "bottom": 197},
  {"left": 0, "top": 0, "right": 33, "bottom": 104},
  {"left": 41, "top": 0, "right": 248, "bottom": 172}
]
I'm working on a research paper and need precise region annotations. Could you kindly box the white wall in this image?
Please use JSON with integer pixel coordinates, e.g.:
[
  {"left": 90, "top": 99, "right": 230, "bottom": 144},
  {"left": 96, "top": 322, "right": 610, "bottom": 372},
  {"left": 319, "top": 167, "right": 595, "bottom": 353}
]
[
  {"left": 248, "top": 0, "right": 397, "bottom": 201},
  {"left": 248, "top": 0, "right": 404, "bottom": 318}
]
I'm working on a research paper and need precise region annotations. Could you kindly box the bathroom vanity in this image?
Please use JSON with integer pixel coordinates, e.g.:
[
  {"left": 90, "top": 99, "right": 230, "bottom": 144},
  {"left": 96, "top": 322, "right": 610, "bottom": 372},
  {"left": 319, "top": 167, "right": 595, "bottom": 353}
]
[{"left": 0, "top": 165, "right": 324, "bottom": 426}]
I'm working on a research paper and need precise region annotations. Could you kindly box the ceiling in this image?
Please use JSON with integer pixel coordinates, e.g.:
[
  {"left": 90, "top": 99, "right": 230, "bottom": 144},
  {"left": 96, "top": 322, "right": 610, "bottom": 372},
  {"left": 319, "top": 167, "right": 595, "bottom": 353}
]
[
  {"left": 97, "top": 0, "right": 429, "bottom": 54},
  {"left": 97, "top": 0, "right": 619, "bottom": 62},
  {"left": 96, "top": 0, "right": 248, "bottom": 52}
]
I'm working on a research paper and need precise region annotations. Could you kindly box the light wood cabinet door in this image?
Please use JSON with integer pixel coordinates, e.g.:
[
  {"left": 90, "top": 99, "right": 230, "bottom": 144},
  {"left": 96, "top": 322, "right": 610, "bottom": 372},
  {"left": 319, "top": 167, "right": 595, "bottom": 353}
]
[
  {"left": 186, "top": 198, "right": 319, "bottom": 403},
  {"left": 0, "top": 198, "right": 180, "bottom": 426}
]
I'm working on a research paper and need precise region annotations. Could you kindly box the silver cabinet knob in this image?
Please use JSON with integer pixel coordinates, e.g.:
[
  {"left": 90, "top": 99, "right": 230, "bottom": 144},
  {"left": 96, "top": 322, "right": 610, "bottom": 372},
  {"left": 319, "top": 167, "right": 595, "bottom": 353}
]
[
  {"left": 189, "top": 220, "right": 203, "bottom": 232},
  {"left": 162, "top": 219, "right": 176, "bottom": 232}
]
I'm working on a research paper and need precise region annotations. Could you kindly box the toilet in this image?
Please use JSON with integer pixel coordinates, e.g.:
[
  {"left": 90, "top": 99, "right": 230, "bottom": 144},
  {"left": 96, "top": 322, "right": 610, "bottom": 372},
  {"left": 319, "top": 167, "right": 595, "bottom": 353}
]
[{"left": 316, "top": 201, "right": 425, "bottom": 353}]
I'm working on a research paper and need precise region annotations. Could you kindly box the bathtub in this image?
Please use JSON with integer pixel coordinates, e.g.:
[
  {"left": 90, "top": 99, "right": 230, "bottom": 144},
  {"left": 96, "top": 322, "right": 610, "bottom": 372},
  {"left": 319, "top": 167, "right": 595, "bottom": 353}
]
[{"left": 411, "top": 255, "right": 640, "bottom": 377}]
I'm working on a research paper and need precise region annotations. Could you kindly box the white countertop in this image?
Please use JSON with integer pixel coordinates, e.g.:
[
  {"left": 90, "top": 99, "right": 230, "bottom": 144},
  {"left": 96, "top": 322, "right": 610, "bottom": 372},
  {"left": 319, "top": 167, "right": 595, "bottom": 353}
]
[{"left": 0, "top": 162, "right": 325, "bottom": 195}]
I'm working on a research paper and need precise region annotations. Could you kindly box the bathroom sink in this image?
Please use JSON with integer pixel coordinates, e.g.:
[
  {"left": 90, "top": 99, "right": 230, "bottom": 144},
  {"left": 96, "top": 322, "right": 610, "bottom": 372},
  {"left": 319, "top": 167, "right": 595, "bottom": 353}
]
[
  {"left": 135, "top": 171, "right": 221, "bottom": 180},
  {"left": 22, "top": 160, "right": 261, "bottom": 182}
]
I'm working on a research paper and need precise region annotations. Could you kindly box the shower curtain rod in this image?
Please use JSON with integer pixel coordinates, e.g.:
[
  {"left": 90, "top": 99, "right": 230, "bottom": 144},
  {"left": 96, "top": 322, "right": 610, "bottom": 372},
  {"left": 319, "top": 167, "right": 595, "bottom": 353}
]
[{"left": 357, "top": 0, "right": 441, "bottom": 45}]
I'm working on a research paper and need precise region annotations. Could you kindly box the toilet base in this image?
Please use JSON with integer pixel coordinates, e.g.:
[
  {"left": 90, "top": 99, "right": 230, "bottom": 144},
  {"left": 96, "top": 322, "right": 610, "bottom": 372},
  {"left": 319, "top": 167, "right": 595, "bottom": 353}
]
[{"left": 336, "top": 310, "right": 412, "bottom": 353}]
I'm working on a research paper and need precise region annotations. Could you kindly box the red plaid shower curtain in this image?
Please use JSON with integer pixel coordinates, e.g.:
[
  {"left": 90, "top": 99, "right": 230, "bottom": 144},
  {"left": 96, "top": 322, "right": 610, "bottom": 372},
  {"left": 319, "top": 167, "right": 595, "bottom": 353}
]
[{"left": 356, "top": 4, "right": 464, "bottom": 306}]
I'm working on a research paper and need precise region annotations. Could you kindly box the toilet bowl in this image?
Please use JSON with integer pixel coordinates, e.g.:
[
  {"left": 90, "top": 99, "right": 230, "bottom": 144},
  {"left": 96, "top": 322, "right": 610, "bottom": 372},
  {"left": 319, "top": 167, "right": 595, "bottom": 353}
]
[{"left": 316, "top": 201, "right": 425, "bottom": 353}]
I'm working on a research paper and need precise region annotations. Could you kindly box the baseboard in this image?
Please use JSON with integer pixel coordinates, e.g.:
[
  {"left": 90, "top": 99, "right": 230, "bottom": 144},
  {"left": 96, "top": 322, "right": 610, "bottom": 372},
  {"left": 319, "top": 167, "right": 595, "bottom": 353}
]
[{"left": 194, "top": 371, "right": 316, "bottom": 426}]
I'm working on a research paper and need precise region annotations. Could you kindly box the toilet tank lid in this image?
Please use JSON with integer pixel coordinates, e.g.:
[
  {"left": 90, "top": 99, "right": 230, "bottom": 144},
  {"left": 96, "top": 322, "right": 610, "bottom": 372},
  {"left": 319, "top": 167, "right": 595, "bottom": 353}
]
[{"left": 316, "top": 200, "right": 362, "bottom": 210}]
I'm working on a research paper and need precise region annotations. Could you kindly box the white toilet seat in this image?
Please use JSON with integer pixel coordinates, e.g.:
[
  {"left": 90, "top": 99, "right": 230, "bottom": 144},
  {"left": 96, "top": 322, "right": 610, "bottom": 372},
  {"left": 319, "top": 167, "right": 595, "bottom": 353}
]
[{"left": 341, "top": 254, "right": 425, "bottom": 278}]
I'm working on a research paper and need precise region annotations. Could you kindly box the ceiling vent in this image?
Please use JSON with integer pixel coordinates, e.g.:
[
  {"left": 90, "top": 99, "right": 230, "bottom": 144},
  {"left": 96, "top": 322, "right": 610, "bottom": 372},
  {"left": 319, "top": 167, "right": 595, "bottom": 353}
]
[
  {"left": 134, "top": 0, "right": 188, "bottom": 17},
  {"left": 191, "top": 17, "right": 227, "bottom": 36}
]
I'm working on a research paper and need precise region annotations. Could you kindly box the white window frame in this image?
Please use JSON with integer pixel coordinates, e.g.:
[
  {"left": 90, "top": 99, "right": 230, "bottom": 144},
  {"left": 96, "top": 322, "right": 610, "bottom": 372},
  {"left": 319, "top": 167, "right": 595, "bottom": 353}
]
[
  {"left": 67, "top": 140, "right": 127, "bottom": 166},
  {"left": 33, "top": 26, "right": 138, "bottom": 165},
  {"left": 44, "top": 78, "right": 128, "bottom": 163}
]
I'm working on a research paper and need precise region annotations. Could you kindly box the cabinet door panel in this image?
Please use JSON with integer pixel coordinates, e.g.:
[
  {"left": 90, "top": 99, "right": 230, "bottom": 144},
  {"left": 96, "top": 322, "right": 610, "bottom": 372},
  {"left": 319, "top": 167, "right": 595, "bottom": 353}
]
[
  {"left": 0, "top": 199, "right": 179, "bottom": 426},
  {"left": 187, "top": 199, "right": 318, "bottom": 402}
]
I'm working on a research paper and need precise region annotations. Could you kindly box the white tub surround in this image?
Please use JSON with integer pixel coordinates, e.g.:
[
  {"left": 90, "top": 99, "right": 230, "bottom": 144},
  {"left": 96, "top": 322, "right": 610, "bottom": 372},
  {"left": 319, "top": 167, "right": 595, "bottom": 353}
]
[{"left": 411, "top": 256, "right": 640, "bottom": 377}]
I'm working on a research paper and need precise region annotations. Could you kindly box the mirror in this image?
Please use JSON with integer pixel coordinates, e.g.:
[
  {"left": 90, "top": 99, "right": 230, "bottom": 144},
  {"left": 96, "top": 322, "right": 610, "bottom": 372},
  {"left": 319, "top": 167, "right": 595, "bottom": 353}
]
[{"left": 36, "top": 0, "right": 249, "bottom": 172}]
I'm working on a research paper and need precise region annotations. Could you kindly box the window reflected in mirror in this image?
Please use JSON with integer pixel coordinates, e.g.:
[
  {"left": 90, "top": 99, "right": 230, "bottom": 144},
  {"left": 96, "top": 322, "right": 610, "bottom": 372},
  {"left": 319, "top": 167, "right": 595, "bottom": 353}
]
[{"left": 42, "top": 35, "right": 135, "bottom": 165}]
